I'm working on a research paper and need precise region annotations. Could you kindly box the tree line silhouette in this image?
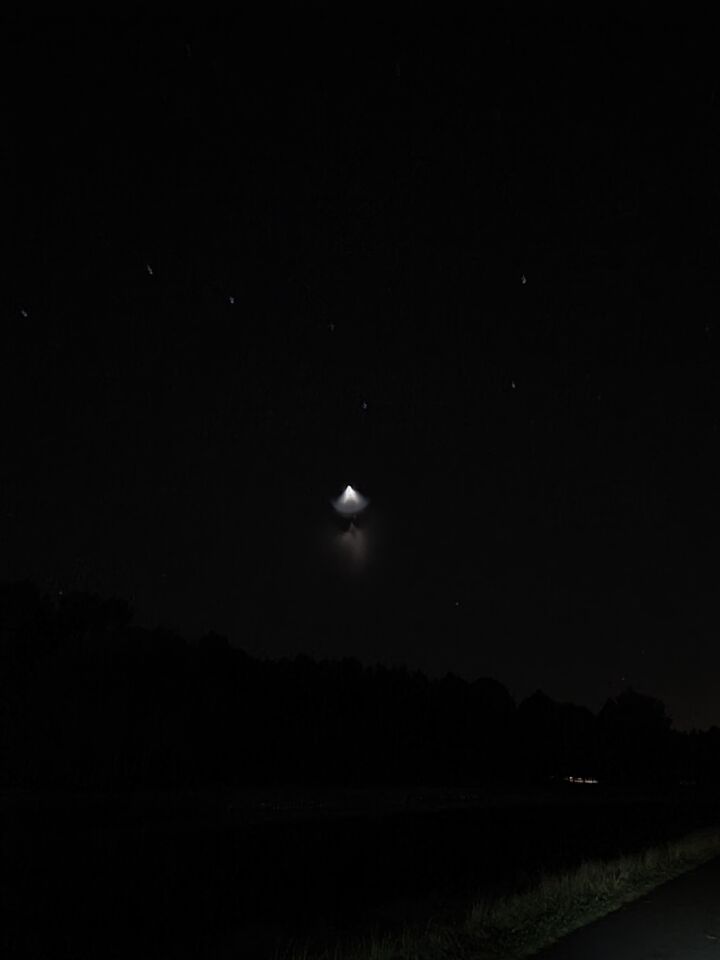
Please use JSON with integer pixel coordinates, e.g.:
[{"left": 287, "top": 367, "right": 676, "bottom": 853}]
[{"left": 0, "top": 580, "right": 716, "bottom": 791}]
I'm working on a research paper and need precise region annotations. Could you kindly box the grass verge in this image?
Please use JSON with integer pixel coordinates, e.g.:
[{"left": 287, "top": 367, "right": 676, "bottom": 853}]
[{"left": 281, "top": 824, "right": 720, "bottom": 960}]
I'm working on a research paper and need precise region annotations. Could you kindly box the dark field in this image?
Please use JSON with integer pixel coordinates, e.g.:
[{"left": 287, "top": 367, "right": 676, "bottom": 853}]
[{"left": 3, "top": 784, "right": 720, "bottom": 959}]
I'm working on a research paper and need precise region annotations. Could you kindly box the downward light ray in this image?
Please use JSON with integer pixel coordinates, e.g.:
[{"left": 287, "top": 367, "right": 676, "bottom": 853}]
[{"left": 331, "top": 485, "right": 369, "bottom": 517}]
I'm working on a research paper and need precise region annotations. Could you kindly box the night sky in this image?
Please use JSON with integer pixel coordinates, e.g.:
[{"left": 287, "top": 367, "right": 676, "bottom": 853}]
[{"left": 3, "top": 12, "right": 720, "bottom": 730}]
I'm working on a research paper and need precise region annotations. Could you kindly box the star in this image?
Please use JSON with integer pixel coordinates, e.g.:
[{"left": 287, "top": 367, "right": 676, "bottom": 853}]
[{"left": 228, "top": 296, "right": 235, "bottom": 305}]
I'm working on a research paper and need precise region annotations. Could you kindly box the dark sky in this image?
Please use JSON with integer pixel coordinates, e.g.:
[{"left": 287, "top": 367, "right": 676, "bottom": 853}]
[{"left": 2, "top": 11, "right": 720, "bottom": 729}]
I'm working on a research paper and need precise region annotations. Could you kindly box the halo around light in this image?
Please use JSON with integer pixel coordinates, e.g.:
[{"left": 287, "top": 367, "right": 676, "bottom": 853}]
[{"left": 331, "top": 484, "right": 369, "bottom": 517}]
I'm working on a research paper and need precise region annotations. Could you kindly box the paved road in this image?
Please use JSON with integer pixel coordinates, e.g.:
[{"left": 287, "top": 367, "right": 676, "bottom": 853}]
[{"left": 535, "top": 855, "right": 720, "bottom": 959}]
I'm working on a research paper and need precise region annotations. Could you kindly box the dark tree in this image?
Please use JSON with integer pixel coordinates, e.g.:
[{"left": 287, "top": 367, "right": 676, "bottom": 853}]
[{"left": 598, "top": 688, "right": 673, "bottom": 785}]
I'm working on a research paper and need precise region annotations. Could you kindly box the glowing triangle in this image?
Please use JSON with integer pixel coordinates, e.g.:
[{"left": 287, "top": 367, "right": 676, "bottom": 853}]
[{"left": 331, "top": 484, "right": 369, "bottom": 516}]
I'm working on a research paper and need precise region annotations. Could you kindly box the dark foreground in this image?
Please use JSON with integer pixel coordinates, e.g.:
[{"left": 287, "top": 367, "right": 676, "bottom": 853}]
[
  {"left": 536, "top": 852, "right": 720, "bottom": 959},
  {"left": 2, "top": 784, "right": 719, "bottom": 959}
]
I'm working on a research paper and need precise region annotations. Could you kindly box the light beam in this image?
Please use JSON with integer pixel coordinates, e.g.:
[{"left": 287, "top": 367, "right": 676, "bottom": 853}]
[{"left": 331, "top": 485, "right": 369, "bottom": 518}]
